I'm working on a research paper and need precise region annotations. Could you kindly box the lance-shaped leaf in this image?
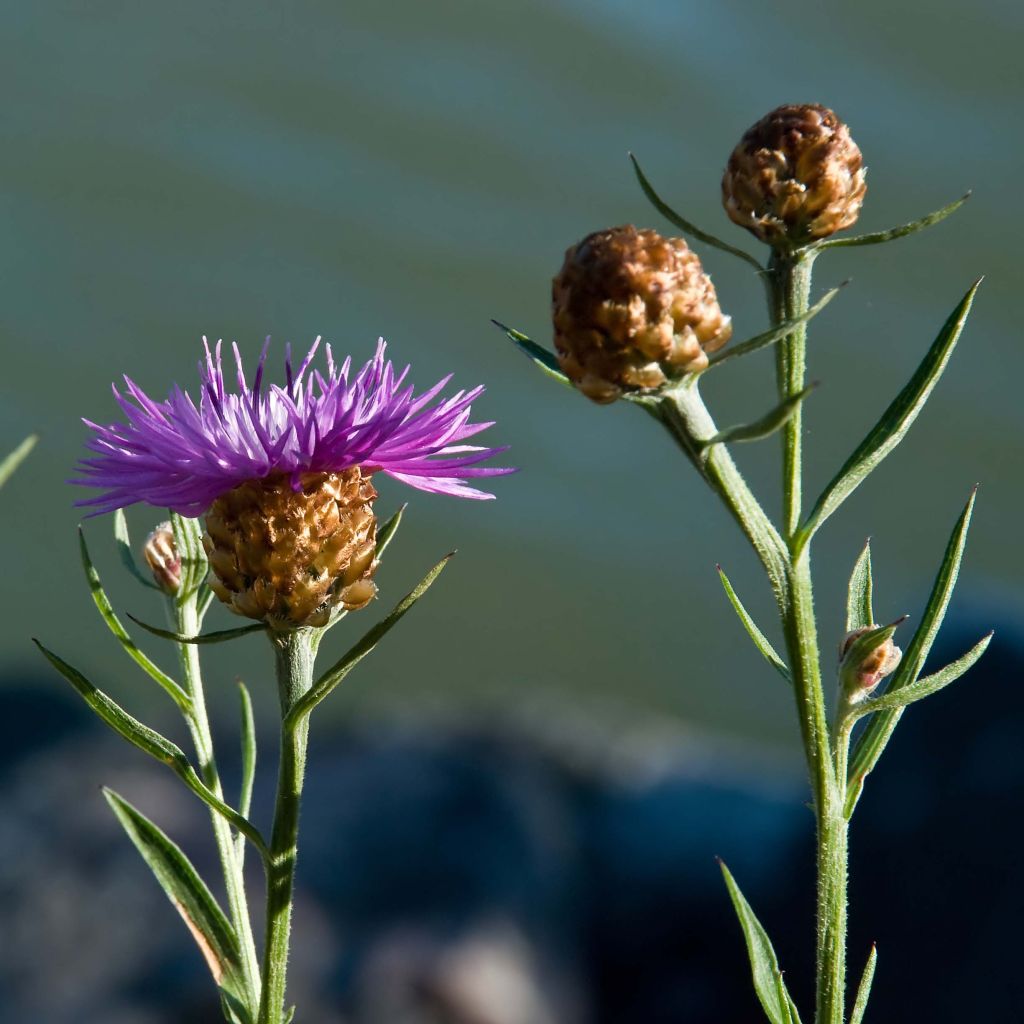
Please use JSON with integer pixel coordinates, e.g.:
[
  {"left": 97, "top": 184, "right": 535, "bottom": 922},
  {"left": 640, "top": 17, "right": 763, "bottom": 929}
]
[
  {"left": 812, "top": 192, "right": 970, "bottom": 251},
  {"left": 36, "top": 640, "right": 270, "bottom": 860},
  {"left": 845, "top": 490, "right": 977, "bottom": 817},
  {"left": 798, "top": 281, "right": 980, "bottom": 551},
  {"left": 717, "top": 566, "right": 790, "bottom": 683},
  {"left": 707, "top": 284, "right": 846, "bottom": 370},
  {"left": 104, "top": 789, "right": 252, "bottom": 1012},
  {"left": 630, "top": 154, "right": 764, "bottom": 272},
  {"left": 855, "top": 631, "right": 992, "bottom": 716},
  {"left": 492, "top": 321, "right": 572, "bottom": 389},
  {"left": 376, "top": 503, "right": 407, "bottom": 559},
  {"left": 0, "top": 434, "right": 37, "bottom": 489},
  {"left": 719, "top": 860, "right": 800, "bottom": 1024},
  {"left": 850, "top": 944, "right": 878, "bottom": 1024},
  {"left": 171, "top": 511, "right": 213, "bottom": 602},
  {"left": 128, "top": 615, "right": 266, "bottom": 645},
  {"left": 846, "top": 540, "right": 874, "bottom": 633},
  {"left": 701, "top": 385, "right": 816, "bottom": 449},
  {"left": 287, "top": 554, "right": 454, "bottom": 723},
  {"left": 78, "top": 529, "right": 191, "bottom": 711},
  {"left": 113, "top": 509, "right": 161, "bottom": 590},
  {"left": 235, "top": 681, "right": 257, "bottom": 864}
]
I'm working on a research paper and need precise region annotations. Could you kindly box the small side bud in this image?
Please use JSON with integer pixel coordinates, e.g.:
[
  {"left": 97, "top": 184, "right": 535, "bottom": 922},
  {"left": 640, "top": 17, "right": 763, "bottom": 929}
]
[
  {"left": 143, "top": 522, "right": 182, "bottom": 595},
  {"left": 839, "top": 623, "right": 902, "bottom": 698},
  {"left": 722, "top": 104, "right": 866, "bottom": 247},
  {"left": 552, "top": 225, "right": 732, "bottom": 404}
]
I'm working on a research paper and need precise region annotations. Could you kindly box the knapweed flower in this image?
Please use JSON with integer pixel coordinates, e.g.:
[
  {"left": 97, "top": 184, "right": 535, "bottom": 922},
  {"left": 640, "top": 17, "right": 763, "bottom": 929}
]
[
  {"left": 552, "top": 225, "right": 732, "bottom": 404},
  {"left": 722, "top": 104, "right": 866, "bottom": 247},
  {"left": 75, "top": 339, "right": 512, "bottom": 628}
]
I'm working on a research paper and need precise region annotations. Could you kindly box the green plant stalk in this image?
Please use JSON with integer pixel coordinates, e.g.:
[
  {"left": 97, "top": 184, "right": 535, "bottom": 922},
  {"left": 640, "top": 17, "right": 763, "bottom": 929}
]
[
  {"left": 174, "top": 595, "right": 262, "bottom": 1007},
  {"left": 769, "top": 250, "right": 846, "bottom": 1024},
  {"left": 257, "top": 628, "right": 317, "bottom": 1024}
]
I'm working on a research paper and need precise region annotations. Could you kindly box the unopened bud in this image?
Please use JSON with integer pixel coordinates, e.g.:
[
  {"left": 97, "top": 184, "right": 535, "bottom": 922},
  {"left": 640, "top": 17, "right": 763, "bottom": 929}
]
[
  {"left": 552, "top": 225, "right": 732, "bottom": 404},
  {"left": 722, "top": 104, "right": 866, "bottom": 247},
  {"left": 143, "top": 522, "right": 182, "bottom": 595},
  {"left": 839, "top": 624, "right": 902, "bottom": 696}
]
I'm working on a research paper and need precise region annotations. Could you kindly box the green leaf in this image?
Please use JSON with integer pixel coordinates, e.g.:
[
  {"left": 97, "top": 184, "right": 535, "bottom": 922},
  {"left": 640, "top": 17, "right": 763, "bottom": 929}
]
[
  {"left": 376, "top": 503, "right": 407, "bottom": 559},
  {"left": 287, "top": 554, "right": 454, "bottom": 723},
  {"left": 701, "top": 385, "right": 816, "bottom": 448},
  {"left": 0, "top": 434, "right": 37, "bottom": 489},
  {"left": 236, "top": 681, "right": 257, "bottom": 864},
  {"left": 79, "top": 529, "right": 191, "bottom": 711},
  {"left": 36, "top": 639, "right": 270, "bottom": 861},
  {"left": 707, "top": 284, "right": 845, "bottom": 370},
  {"left": 856, "top": 631, "right": 992, "bottom": 715},
  {"left": 113, "top": 509, "right": 161, "bottom": 590},
  {"left": 630, "top": 154, "right": 764, "bottom": 272},
  {"left": 171, "top": 512, "right": 210, "bottom": 600},
  {"left": 492, "top": 321, "right": 572, "bottom": 389},
  {"left": 283, "top": 1008, "right": 296, "bottom": 1024},
  {"left": 813, "top": 193, "right": 970, "bottom": 251},
  {"left": 850, "top": 944, "right": 877, "bottom": 1024},
  {"left": 103, "top": 789, "right": 250, "bottom": 1009},
  {"left": 845, "top": 490, "right": 977, "bottom": 817},
  {"left": 717, "top": 567, "right": 790, "bottom": 683},
  {"left": 798, "top": 281, "right": 980, "bottom": 551},
  {"left": 128, "top": 615, "right": 266, "bottom": 645},
  {"left": 719, "top": 860, "right": 798, "bottom": 1024},
  {"left": 846, "top": 540, "right": 874, "bottom": 633}
]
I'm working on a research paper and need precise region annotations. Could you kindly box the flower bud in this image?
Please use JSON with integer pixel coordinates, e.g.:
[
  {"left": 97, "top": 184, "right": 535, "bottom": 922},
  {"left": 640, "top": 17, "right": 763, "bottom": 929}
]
[
  {"left": 839, "top": 624, "right": 902, "bottom": 697},
  {"left": 143, "top": 521, "right": 182, "bottom": 595},
  {"left": 722, "top": 104, "right": 866, "bottom": 247},
  {"left": 203, "top": 468, "right": 378, "bottom": 630},
  {"left": 552, "top": 225, "right": 732, "bottom": 404}
]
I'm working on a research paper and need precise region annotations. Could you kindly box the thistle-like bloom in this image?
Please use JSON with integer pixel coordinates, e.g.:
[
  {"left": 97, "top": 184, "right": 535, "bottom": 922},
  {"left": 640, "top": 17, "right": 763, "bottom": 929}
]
[
  {"left": 552, "top": 225, "right": 732, "bottom": 404},
  {"left": 722, "top": 104, "right": 866, "bottom": 247},
  {"left": 75, "top": 339, "right": 511, "bottom": 628}
]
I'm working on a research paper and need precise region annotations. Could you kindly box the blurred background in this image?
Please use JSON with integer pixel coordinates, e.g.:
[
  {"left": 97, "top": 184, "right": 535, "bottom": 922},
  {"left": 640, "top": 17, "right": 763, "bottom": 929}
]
[{"left": 2, "top": 1, "right": 1022, "bottom": 1021}]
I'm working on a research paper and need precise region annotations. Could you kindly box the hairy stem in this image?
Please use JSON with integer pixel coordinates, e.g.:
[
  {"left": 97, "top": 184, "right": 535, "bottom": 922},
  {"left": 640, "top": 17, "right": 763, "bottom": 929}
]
[
  {"left": 174, "top": 596, "right": 262, "bottom": 1007},
  {"left": 257, "top": 629, "right": 316, "bottom": 1024}
]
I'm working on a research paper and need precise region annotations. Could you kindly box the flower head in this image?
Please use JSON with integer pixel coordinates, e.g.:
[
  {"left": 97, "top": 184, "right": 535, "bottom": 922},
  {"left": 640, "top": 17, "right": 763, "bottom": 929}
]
[{"left": 74, "top": 338, "right": 512, "bottom": 517}]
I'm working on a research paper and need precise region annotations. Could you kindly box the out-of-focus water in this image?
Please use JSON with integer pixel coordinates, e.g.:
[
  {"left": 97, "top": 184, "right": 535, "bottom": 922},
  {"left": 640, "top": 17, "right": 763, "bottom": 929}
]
[{"left": 2, "top": 1, "right": 1021, "bottom": 754}]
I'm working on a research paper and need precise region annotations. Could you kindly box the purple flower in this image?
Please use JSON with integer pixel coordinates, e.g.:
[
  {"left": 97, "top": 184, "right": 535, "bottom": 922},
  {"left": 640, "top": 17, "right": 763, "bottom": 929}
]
[{"left": 74, "top": 338, "right": 513, "bottom": 516}]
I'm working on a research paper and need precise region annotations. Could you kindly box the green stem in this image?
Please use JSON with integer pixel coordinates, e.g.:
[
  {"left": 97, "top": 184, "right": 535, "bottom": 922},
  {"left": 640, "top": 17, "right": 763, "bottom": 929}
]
[
  {"left": 174, "top": 596, "right": 262, "bottom": 1007},
  {"left": 257, "top": 629, "right": 316, "bottom": 1024}
]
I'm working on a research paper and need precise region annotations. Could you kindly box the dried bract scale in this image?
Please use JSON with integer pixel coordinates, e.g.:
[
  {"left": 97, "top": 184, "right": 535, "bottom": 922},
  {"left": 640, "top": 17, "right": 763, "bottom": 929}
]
[
  {"left": 143, "top": 521, "right": 182, "bottom": 595},
  {"left": 205, "top": 469, "right": 378, "bottom": 629},
  {"left": 552, "top": 225, "right": 732, "bottom": 403},
  {"left": 73, "top": 338, "right": 512, "bottom": 627},
  {"left": 840, "top": 625, "right": 903, "bottom": 695},
  {"left": 722, "top": 104, "right": 866, "bottom": 247}
]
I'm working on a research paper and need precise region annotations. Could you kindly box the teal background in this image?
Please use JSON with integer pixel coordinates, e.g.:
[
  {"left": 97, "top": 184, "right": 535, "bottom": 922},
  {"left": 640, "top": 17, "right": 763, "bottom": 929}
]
[{"left": 2, "top": 0, "right": 1020, "bottom": 762}]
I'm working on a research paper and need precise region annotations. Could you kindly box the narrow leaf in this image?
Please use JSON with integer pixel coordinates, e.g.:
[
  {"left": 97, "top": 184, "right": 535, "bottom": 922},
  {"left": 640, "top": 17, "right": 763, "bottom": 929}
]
[
  {"left": 288, "top": 554, "right": 454, "bottom": 722},
  {"left": 236, "top": 681, "right": 257, "bottom": 864},
  {"left": 798, "top": 281, "right": 980, "bottom": 550},
  {"left": 856, "top": 631, "right": 992, "bottom": 715},
  {"left": 79, "top": 529, "right": 191, "bottom": 711},
  {"left": 719, "top": 860, "right": 795, "bottom": 1024},
  {"left": 170, "top": 512, "right": 210, "bottom": 599},
  {"left": 128, "top": 615, "right": 266, "bottom": 645},
  {"left": 376, "top": 504, "right": 407, "bottom": 559},
  {"left": 850, "top": 944, "right": 877, "bottom": 1024},
  {"left": 707, "top": 284, "right": 845, "bottom": 370},
  {"left": 113, "top": 509, "right": 161, "bottom": 589},
  {"left": 492, "top": 321, "right": 573, "bottom": 389},
  {"left": 846, "top": 540, "right": 874, "bottom": 633},
  {"left": 103, "top": 789, "right": 248, "bottom": 1004},
  {"left": 846, "top": 490, "right": 977, "bottom": 816},
  {"left": 0, "top": 434, "right": 37, "bottom": 489},
  {"left": 630, "top": 154, "right": 764, "bottom": 272},
  {"left": 283, "top": 1008, "right": 296, "bottom": 1024},
  {"left": 221, "top": 992, "right": 255, "bottom": 1024},
  {"left": 717, "top": 567, "right": 790, "bottom": 682},
  {"left": 814, "top": 193, "right": 970, "bottom": 250},
  {"left": 702, "top": 385, "right": 816, "bottom": 448}
]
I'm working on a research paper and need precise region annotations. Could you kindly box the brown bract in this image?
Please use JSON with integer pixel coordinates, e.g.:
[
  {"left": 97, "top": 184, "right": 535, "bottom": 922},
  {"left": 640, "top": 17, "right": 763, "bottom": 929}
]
[
  {"left": 552, "top": 225, "right": 732, "bottom": 404},
  {"left": 722, "top": 103, "right": 866, "bottom": 246},
  {"left": 203, "top": 468, "right": 378, "bottom": 629}
]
